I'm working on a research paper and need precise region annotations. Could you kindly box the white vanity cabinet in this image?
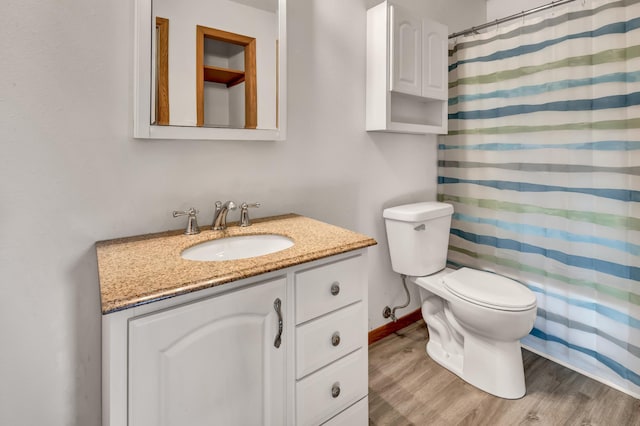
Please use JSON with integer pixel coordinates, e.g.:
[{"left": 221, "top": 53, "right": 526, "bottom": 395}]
[
  {"left": 366, "top": 0, "right": 448, "bottom": 134},
  {"left": 102, "top": 250, "right": 369, "bottom": 426}
]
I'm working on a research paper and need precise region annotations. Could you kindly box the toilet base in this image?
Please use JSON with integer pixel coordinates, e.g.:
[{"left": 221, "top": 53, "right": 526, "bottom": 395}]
[
  {"left": 426, "top": 340, "right": 463, "bottom": 377},
  {"left": 426, "top": 333, "right": 526, "bottom": 399}
]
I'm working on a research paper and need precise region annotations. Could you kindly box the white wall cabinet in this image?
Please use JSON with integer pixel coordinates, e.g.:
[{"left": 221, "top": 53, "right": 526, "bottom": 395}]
[
  {"left": 367, "top": 0, "right": 448, "bottom": 134},
  {"left": 102, "top": 250, "right": 369, "bottom": 426}
]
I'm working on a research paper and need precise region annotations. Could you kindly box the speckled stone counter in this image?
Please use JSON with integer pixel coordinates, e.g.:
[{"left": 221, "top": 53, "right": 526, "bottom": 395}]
[{"left": 96, "top": 214, "right": 377, "bottom": 314}]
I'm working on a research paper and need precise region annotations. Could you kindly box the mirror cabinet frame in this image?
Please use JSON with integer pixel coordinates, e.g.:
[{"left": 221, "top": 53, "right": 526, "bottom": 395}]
[{"left": 133, "top": 0, "right": 287, "bottom": 140}]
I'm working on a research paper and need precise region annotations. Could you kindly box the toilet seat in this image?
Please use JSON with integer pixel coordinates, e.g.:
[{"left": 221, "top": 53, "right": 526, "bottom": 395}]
[{"left": 443, "top": 268, "right": 537, "bottom": 311}]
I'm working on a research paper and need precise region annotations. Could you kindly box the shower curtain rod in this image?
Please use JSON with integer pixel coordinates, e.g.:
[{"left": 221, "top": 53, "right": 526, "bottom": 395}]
[{"left": 448, "top": 0, "right": 578, "bottom": 39}]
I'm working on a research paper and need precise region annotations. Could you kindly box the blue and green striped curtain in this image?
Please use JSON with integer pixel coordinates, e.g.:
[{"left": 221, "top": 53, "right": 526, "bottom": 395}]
[{"left": 439, "top": 0, "right": 640, "bottom": 397}]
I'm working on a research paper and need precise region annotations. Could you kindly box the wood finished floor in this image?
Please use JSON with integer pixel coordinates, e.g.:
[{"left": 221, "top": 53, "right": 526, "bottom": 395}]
[{"left": 368, "top": 321, "right": 640, "bottom": 426}]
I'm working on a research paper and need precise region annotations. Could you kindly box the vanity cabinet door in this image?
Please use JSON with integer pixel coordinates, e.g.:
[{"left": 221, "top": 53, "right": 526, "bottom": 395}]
[{"left": 128, "top": 277, "right": 286, "bottom": 426}]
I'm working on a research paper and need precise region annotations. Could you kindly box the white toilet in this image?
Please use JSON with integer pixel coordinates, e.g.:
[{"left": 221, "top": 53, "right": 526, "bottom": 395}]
[{"left": 383, "top": 201, "right": 537, "bottom": 399}]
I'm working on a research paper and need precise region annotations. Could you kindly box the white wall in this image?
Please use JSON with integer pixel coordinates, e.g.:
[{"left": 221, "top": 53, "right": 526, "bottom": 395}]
[
  {"left": 487, "top": 0, "right": 550, "bottom": 21},
  {"left": 0, "top": 0, "right": 485, "bottom": 424}
]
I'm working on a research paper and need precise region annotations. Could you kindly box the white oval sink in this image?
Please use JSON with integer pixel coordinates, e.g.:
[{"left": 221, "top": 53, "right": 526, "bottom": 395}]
[{"left": 181, "top": 234, "right": 294, "bottom": 261}]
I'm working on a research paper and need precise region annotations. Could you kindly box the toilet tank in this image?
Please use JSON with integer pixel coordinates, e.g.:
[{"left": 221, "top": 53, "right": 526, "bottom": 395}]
[{"left": 383, "top": 202, "right": 454, "bottom": 276}]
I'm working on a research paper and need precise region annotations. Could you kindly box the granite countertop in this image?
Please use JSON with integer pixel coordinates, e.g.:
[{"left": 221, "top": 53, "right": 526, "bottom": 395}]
[{"left": 96, "top": 214, "right": 377, "bottom": 314}]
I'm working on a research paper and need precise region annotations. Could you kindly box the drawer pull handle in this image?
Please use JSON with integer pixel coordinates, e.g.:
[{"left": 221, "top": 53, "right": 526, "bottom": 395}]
[
  {"left": 331, "top": 332, "right": 341, "bottom": 347},
  {"left": 331, "top": 382, "right": 341, "bottom": 398},
  {"left": 274, "top": 298, "right": 283, "bottom": 348},
  {"left": 330, "top": 282, "right": 340, "bottom": 296}
]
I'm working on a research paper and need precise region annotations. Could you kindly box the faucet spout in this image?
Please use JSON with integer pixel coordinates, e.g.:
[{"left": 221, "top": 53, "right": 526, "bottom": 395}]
[{"left": 212, "top": 200, "right": 237, "bottom": 230}]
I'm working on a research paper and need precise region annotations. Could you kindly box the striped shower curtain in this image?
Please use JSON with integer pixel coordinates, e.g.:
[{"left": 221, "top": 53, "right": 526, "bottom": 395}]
[{"left": 439, "top": 0, "right": 640, "bottom": 397}]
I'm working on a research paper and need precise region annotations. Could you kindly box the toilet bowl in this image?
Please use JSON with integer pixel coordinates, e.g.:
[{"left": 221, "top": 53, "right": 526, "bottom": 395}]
[
  {"left": 383, "top": 202, "right": 537, "bottom": 399},
  {"left": 413, "top": 267, "right": 536, "bottom": 399}
]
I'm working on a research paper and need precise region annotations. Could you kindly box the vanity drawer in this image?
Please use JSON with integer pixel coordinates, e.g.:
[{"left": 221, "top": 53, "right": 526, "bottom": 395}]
[
  {"left": 295, "top": 255, "right": 364, "bottom": 324},
  {"left": 296, "top": 348, "right": 368, "bottom": 426},
  {"left": 296, "top": 302, "right": 365, "bottom": 379},
  {"left": 321, "top": 396, "right": 368, "bottom": 426}
]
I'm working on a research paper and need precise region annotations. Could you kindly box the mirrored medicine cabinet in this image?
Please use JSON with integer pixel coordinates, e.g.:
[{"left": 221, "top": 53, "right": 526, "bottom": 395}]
[{"left": 133, "top": 0, "right": 287, "bottom": 140}]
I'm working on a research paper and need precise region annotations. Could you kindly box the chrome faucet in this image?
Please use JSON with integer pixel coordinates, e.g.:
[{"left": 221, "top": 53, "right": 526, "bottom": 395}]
[{"left": 212, "top": 200, "right": 237, "bottom": 230}]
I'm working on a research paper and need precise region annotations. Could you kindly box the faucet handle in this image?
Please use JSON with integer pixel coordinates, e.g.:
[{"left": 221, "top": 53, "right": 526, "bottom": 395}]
[
  {"left": 240, "top": 202, "right": 261, "bottom": 227},
  {"left": 173, "top": 207, "right": 200, "bottom": 235}
]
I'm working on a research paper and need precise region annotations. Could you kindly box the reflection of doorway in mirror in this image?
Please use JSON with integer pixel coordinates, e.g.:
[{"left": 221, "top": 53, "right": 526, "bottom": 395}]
[
  {"left": 196, "top": 25, "right": 257, "bottom": 129},
  {"left": 155, "top": 17, "right": 170, "bottom": 125}
]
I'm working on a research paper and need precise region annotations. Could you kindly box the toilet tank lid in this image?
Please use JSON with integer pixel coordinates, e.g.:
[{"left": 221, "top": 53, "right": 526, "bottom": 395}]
[{"left": 383, "top": 202, "right": 453, "bottom": 222}]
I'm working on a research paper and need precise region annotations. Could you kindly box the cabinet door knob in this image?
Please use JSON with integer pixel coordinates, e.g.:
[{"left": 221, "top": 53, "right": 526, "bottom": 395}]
[
  {"left": 273, "top": 298, "right": 283, "bottom": 348},
  {"left": 331, "top": 332, "right": 341, "bottom": 347},
  {"left": 331, "top": 382, "right": 341, "bottom": 398},
  {"left": 330, "top": 282, "right": 340, "bottom": 296}
]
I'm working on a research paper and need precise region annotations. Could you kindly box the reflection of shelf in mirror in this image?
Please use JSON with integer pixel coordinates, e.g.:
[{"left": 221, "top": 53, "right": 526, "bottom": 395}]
[{"left": 203, "top": 65, "right": 245, "bottom": 88}]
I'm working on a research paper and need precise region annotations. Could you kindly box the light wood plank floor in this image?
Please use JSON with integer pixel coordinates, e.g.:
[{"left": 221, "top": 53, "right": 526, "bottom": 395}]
[{"left": 369, "top": 321, "right": 640, "bottom": 426}]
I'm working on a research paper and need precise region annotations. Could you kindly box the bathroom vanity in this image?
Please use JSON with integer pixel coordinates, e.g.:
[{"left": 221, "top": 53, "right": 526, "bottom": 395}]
[{"left": 97, "top": 214, "right": 376, "bottom": 426}]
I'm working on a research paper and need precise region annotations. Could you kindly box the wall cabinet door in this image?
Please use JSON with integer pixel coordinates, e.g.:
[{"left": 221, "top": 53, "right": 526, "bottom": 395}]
[
  {"left": 128, "top": 277, "right": 286, "bottom": 426},
  {"left": 390, "top": 5, "right": 447, "bottom": 101},
  {"left": 390, "top": 4, "right": 422, "bottom": 96},
  {"left": 421, "top": 16, "right": 448, "bottom": 100}
]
